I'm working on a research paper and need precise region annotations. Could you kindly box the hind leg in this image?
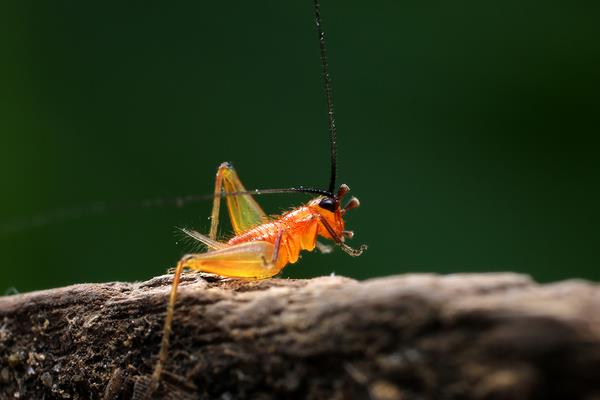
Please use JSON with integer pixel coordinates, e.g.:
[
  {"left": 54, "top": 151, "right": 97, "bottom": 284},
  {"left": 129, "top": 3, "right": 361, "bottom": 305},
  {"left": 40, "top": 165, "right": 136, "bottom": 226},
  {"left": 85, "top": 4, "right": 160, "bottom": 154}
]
[{"left": 147, "top": 239, "right": 282, "bottom": 398}]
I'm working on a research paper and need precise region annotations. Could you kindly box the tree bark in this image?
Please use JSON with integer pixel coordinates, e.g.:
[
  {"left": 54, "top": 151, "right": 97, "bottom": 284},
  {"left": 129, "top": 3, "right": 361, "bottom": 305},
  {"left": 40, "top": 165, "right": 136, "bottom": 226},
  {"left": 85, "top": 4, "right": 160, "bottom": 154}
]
[{"left": 0, "top": 273, "right": 599, "bottom": 400}]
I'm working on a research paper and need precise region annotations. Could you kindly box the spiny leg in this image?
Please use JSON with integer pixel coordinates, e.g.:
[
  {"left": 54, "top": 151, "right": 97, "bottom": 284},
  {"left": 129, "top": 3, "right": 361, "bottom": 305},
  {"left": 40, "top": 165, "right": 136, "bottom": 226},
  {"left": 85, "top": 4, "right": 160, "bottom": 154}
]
[
  {"left": 263, "top": 229, "right": 284, "bottom": 267},
  {"left": 147, "top": 239, "right": 284, "bottom": 398},
  {"left": 319, "top": 216, "right": 367, "bottom": 257},
  {"left": 150, "top": 257, "right": 186, "bottom": 391},
  {"left": 209, "top": 162, "right": 267, "bottom": 240},
  {"left": 146, "top": 163, "right": 276, "bottom": 398},
  {"left": 139, "top": 256, "right": 187, "bottom": 400}
]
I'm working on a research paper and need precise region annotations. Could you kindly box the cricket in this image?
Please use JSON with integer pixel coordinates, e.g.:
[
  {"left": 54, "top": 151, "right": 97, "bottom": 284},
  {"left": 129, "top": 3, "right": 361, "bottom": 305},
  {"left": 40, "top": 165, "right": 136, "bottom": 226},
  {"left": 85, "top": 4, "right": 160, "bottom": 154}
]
[{"left": 144, "top": 0, "right": 367, "bottom": 395}]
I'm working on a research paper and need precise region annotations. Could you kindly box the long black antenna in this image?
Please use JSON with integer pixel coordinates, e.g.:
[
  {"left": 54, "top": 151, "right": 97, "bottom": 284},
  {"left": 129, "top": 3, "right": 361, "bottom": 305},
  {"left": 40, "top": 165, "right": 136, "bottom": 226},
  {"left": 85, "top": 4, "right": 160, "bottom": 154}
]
[
  {"left": 313, "top": 0, "right": 338, "bottom": 196},
  {"left": 3, "top": 6, "right": 344, "bottom": 237}
]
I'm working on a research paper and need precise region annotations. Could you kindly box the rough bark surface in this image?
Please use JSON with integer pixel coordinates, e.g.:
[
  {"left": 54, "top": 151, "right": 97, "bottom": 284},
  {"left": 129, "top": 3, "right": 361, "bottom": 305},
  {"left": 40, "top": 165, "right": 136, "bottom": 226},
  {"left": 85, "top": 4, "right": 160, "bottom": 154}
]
[{"left": 0, "top": 273, "right": 599, "bottom": 400}]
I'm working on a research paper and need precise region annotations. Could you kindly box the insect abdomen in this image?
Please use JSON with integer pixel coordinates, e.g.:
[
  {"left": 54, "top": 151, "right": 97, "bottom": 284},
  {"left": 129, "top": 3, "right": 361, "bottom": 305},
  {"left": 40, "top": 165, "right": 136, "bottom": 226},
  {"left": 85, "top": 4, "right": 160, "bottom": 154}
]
[
  {"left": 228, "top": 206, "right": 320, "bottom": 268},
  {"left": 281, "top": 217, "right": 318, "bottom": 265}
]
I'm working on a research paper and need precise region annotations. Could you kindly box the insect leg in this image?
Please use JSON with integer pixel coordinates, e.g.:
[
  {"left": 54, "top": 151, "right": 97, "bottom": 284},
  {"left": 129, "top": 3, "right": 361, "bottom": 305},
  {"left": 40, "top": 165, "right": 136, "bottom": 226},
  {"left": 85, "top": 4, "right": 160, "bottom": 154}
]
[
  {"left": 319, "top": 216, "right": 367, "bottom": 257},
  {"left": 209, "top": 162, "right": 267, "bottom": 240},
  {"left": 148, "top": 240, "right": 283, "bottom": 397},
  {"left": 183, "top": 241, "right": 283, "bottom": 278},
  {"left": 262, "top": 229, "right": 284, "bottom": 267},
  {"left": 150, "top": 257, "right": 186, "bottom": 391}
]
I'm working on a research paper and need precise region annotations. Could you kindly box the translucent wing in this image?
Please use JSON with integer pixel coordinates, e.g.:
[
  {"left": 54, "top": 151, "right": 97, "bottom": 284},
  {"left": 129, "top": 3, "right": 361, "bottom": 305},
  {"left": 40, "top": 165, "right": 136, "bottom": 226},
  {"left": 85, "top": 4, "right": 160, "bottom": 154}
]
[{"left": 210, "top": 163, "right": 267, "bottom": 238}]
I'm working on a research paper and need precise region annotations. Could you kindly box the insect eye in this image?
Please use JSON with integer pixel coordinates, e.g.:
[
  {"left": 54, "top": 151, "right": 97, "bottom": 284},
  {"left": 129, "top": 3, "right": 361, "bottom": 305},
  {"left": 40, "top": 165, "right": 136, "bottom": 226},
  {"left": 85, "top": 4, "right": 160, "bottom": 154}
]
[{"left": 318, "top": 197, "right": 337, "bottom": 212}]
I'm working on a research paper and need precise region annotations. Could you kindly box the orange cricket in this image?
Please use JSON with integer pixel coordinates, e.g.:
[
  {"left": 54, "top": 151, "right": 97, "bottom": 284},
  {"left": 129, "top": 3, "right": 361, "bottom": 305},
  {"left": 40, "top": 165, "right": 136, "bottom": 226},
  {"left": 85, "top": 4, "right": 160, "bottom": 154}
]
[{"left": 145, "top": 0, "right": 366, "bottom": 396}]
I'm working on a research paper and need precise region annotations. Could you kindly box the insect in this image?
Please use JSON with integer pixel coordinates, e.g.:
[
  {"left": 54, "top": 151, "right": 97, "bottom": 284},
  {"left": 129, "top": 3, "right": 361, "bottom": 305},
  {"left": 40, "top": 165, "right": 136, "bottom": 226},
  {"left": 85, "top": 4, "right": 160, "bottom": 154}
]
[{"left": 143, "top": 0, "right": 367, "bottom": 396}]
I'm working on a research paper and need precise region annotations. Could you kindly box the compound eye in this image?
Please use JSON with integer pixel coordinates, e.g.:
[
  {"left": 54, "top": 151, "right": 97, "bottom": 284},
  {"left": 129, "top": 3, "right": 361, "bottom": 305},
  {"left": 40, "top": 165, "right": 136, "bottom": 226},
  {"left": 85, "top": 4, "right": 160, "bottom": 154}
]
[{"left": 318, "top": 197, "right": 337, "bottom": 212}]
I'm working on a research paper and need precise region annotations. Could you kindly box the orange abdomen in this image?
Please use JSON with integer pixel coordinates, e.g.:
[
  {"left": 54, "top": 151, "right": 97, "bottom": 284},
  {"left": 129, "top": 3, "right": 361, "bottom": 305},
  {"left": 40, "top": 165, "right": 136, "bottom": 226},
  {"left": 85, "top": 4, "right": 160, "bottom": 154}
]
[{"left": 227, "top": 206, "right": 320, "bottom": 269}]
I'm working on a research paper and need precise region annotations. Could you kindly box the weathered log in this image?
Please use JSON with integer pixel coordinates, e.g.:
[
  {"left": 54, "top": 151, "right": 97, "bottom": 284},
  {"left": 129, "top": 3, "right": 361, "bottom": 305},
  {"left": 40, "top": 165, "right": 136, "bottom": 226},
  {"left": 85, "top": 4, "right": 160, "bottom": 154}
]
[{"left": 0, "top": 273, "right": 599, "bottom": 400}]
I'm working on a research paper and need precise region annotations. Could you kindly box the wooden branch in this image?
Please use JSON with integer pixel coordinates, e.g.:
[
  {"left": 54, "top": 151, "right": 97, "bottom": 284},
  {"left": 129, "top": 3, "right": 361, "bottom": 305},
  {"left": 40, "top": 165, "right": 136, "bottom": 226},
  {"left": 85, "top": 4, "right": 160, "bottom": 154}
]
[{"left": 1, "top": 273, "right": 599, "bottom": 400}]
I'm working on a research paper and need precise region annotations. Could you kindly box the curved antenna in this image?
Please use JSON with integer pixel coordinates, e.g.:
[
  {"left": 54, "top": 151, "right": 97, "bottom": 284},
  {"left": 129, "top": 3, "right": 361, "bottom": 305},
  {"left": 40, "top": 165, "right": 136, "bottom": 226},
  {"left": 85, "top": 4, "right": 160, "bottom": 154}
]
[
  {"left": 241, "top": 186, "right": 333, "bottom": 197},
  {"left": 0, "top": 187, "right": 332, "bottom": 237},
  {"left": 313, "top": 0, "right": 338, "bottom": 195}
]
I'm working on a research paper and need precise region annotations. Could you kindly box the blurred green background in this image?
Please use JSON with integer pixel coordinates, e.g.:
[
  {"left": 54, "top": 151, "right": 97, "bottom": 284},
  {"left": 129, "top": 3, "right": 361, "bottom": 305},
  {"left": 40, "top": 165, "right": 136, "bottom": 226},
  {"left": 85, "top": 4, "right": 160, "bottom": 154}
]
[{"left": 1, "top": 1, "right": 598, "bottom": 293}]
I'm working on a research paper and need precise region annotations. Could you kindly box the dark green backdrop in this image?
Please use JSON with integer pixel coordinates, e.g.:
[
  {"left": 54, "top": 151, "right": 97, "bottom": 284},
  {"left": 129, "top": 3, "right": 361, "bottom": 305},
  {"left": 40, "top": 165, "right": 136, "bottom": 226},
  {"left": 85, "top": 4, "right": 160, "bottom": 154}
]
[{"left": 1, "top": 1, "right": 599, "bottom": 293}]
